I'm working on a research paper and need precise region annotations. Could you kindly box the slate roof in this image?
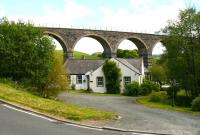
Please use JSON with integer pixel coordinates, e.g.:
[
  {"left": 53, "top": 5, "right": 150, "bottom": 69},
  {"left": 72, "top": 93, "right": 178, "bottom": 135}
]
[
  {"left": 64, "top": 59, "right": 105, "bottom": 74},
  {"left": 115, "top": 58, "right": 141, "bottom": 74},
  {"left": 65, "top": 58, "right": 143, "bottom": 75}
]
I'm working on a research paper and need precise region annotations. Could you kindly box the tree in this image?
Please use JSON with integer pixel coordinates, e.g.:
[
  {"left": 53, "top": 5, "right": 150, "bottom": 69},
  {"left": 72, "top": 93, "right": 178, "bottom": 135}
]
[
  {"left": 117, "top": 49, "right": 139, "bottom": 58},
  {"left": 102, "top": 60, "right": 121, "bottom": 94},
  {"left": 41, "top": 52, "right": 69, "bottom": 98},
  {"left": 150, "top": 60, "right": 167, "bottom": 89},
  {"left": 162, "top": 8, "right": 200, "bottom": 98},
  {"left": 0, "top": 17, "right": 54, "bottom": 90}
]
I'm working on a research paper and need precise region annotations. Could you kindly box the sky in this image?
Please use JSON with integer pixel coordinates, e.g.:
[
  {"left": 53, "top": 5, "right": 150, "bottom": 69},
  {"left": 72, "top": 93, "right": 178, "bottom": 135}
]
[{"left": 0, "top": 0, "right": 200, "bottom": 55}]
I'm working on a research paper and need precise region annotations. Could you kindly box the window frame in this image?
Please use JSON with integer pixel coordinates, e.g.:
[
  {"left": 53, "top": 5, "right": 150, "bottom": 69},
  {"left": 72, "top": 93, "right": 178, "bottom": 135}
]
[
  {"left": 96, "top": 76, "right": 104, "bottom": 87},
  {"left": 124, "top": 76, "right": 131, "bottom": 86},
  {"left": 76, "top": 75, "right": 82, "bottom": 84}
]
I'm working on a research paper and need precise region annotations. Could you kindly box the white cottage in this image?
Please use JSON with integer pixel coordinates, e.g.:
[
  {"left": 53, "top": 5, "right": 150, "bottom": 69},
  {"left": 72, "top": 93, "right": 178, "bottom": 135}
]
[{"left": 65, "top": 58, "right": 145, "bottom": 93}]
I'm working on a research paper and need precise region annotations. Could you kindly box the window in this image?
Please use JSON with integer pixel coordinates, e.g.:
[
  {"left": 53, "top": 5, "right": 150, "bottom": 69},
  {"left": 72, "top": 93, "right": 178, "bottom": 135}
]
[
  {"left": 124, "top": 76, "right": 131, "bottom": 86},
  {"left": 96, "top": 77, "right": 104, "bottom": 87},
  {"left": 76, "top": 75, "right": 82, "bottom": 84}
]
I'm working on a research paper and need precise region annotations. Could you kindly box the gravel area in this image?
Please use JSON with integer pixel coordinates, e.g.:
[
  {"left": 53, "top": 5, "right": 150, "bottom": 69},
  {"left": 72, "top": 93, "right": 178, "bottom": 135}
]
[{"left": 58, "top": 93, "right": 200, "bottom": 135}]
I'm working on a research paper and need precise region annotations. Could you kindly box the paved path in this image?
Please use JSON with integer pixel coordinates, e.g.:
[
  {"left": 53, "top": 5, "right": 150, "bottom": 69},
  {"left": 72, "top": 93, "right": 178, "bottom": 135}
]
[
  {"left": 59, "top": 93, "right": 200, "bottom": 135},
  {"left": 0, "top": 103, "right": 134, "bottom": 135}
]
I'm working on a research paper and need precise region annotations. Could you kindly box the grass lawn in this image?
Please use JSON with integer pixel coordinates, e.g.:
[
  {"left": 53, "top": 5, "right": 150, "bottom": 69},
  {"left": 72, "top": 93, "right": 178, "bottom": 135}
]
[
  {"left": 0, "top": 83, "right": 117, "bottom": 121},
  {"left": 55, "top": 50, "right": 101, "bottom": 60},
  {"left": 137, "top": 92, "right": 200, "bottom": 115},
  {"left": 66, "top": 89, "right": 121, "bottom": 96}
]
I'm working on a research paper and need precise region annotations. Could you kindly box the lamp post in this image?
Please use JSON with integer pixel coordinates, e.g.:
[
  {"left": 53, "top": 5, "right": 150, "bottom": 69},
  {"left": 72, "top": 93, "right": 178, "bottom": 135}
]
[{"left": 171, "top": 79, "right": 176, "bottom": 107}]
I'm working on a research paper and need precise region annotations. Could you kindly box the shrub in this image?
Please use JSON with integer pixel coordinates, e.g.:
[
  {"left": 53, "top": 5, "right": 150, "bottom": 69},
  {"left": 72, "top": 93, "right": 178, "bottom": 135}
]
[
  {"left": 41, "top": 54, "right": 69, "bottom": 98},
  {"left": 152, "top": 83, "right": 160, "bottom": 92},
  {"left": 166, "top": 86, "right": 180, "bottom": 99},
  {"left": 192, "top": 97, "right": 200, "bottom": 111},
  {"left": 139, "top": 80, "right": 158, "bottom": 96},
  {"left": 0, "top": 18, "right": 54, "bottom": 91},
  {"left": 175, "top": 95, "right": 192, "bottom": 107},
  {"left": 124, "top": 81, "right": 140, "bottom": 96},
  {"left": 149, "top": 92, "right": 161, "bottom": 102},
  {"left": 102, "top": 60, "right": 121, "bottom": 94},
  {"left": 148, "top": 91, "right": 170, "bottom": 104}
]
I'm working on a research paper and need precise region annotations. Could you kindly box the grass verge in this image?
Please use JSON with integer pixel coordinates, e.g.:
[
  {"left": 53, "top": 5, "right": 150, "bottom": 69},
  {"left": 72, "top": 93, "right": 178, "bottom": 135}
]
[
  {"left": 0, "top": 83, "right": 117, "bottom": 121},
  {"left": 137, "top": 92, "right": 200, "bottom": 116}
]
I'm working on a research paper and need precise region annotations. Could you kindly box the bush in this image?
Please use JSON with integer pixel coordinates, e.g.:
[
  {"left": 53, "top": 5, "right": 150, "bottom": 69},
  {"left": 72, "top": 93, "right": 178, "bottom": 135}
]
[
  {"left": 139, "top": 80, "right": 158, "bottom": 96},
  {"left": 148, "top": 91, "right": 171, "bottom": 104},
  {"left": 149, "top": 92, "right": 161, "bottom": 102},
  {"left": 0, "top": 18, "right": 54, "bottom": 90},
  {"left": 102, "top": 60, "right": 121, "bottom": 94},
  {"left": 124, "top": 81, "right": 140, "bottom": 96},
  {"left": 175, "top": 95, "right": 192, "bottom": 107},
  {"left": 166, "top": 86, "right": 180, "bottom": 99},
  {"left": 192, "top": 97, "right": 200, "bottom": 111},
  {"left": 41, "top": 54, "right": 69, "bottom": 98}
]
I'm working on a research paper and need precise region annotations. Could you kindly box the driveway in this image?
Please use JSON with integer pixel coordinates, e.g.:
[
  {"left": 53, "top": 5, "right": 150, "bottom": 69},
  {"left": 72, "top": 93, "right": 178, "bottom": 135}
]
[{"left": 58, "top": 93, "right": 200, "bottom": 135}]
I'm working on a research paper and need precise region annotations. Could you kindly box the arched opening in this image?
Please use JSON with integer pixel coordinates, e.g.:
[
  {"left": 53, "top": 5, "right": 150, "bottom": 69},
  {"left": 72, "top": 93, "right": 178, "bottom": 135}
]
[
  {"left": 117, "top": 39, "right": 139, "bottom": 58},
  {"left": 152, "top": 42, "right": 166, "bottom": 60},
  {"left": 44, "top": 32, "right": 68, "bottom": 62},
  {"left": 117, "top": 38, "right": 148, "bottom": 67},
  {"left": 73, "top": 35, "right": 111, "bottom": 59}
]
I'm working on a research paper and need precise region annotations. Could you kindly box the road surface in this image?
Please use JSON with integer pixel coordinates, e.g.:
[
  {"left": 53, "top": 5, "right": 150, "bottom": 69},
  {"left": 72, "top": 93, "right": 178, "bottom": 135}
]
[
  {"left": 0, "top": 103, "right": 136, "bottom": 135},
  {"left": 59, "top": 93, "right": 200, "bottom": 135}
]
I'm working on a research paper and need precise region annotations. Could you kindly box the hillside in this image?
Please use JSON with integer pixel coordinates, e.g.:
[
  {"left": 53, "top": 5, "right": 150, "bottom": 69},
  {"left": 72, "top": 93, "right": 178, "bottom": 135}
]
[{"left": 54, "top": 50, "right": 101, "bottom": 60}]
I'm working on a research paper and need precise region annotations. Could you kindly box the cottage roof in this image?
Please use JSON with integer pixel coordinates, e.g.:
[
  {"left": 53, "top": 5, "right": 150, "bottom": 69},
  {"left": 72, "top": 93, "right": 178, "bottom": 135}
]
[
  {"left": 65, "top": 58, "right": 144, "bottom": 75},
  {"left": 115, "top": 58, "right": 141, "bottom": 74},
  {"left": 64, "top": 59, "right": 105, "bottom": 75}
]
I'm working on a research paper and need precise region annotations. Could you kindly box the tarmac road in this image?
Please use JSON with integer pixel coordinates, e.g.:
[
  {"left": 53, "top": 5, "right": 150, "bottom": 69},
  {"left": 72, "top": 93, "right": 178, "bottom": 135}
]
[
  {"left": 0, "top": 103, "right": 134, "bottom": 135},
  {"left": 59, "top": 93, "right": 200, "bottom": 135}
]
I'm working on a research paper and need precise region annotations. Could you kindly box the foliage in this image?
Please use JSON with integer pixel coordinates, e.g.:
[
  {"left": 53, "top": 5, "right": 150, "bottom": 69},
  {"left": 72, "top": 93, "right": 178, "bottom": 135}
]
[
  {"left": 137, "top": 92, "right": 200, "bottom": 115},
  {"left": 41, "top": 53, "right": 69, "bottom": 98},
  {"left": 150, "top": 60, "right": 167, "bottom": 90},
  {"left": 102, "top": 60, "right": 121, "bottom": 94},
  {"left": 166, "top": 83, "right": 180, "bottom": 99},
  {"left": 139, "top": 80, "right": 159, "bottom": 96},
  {"left": 0, "top": 82, "right": 116, "bottom": 121},
  {"left": 124, "top": 80, "right": 159, "bottom": 96},
  {"left": 192, "top": 97, "right": 200, "bottom": 111},
  {"left": 148, "top": 92, "right": 169, "bottom": 103},
  {"left": 74, "top": 51, "right": 101, "bottom": 59},
  {"left": 91, "top": 52, "right": 104, "bottom": 58},
  {"left": 162, "top": 8, "right": 200, "bottom": 98},
  {"left": 124, "top": 81, "right": 140, "bottom": 96},
  {"left": 175, "top": 95, "right": 192, "bottom": 107},
  {"left": 117, "top": 49, "right": 139, "bottom": 58},
  {"left": 0, "top": 17, "right": 54, "bottom": 90}
]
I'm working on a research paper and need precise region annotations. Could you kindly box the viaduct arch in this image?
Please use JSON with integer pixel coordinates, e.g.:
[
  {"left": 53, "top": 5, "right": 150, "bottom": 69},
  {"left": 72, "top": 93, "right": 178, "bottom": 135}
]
[{"left": 42, "top": 27, "right": 163, "bottom": 68}]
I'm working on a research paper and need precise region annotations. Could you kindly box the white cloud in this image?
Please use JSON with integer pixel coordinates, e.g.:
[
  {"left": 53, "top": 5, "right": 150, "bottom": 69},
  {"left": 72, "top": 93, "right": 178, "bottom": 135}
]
[
  {"left": 8, "top": 0, "right": 93, "bottom": 27},
  {"left": 101, "top": 0, "right": 185, "bottom": 33}
]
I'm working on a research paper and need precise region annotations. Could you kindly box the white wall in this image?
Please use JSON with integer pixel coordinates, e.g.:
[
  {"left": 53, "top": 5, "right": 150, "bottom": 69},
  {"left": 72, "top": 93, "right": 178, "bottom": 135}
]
[
  {"left": 69, "top": 58, "right": 144, "bottom": 93},
  {"left": 88, "top": 66, "right": 107, "bottom": 93},
  {"left": 70, "top": 75, "right": 88, "bottom": 90},
  {"left": 88, "top": 59, "right": 143, "bottom": 93},
  {"left": 111, "top": 59, "right": 141, "bottom": 93}
]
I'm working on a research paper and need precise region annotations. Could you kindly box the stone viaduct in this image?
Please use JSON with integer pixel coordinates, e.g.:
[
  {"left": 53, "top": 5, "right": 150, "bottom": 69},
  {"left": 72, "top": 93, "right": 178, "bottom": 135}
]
[{"left": 41, "top": 27, "right": 163, "bottom": 68}]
